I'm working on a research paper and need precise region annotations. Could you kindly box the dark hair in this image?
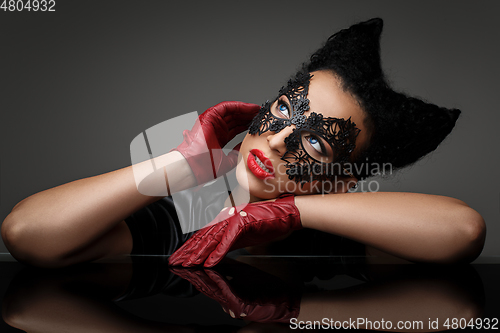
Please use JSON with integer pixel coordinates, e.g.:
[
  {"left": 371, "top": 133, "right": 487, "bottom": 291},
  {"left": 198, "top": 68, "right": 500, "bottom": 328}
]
[{"left": 304, "top": 18, "right": 460, "bottom": 180}]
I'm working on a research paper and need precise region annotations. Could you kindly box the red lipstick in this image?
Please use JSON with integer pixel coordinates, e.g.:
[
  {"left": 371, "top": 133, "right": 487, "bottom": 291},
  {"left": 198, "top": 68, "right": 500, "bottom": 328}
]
[{"left": 247, "top": 149, "right": 275, "bottom": 180}]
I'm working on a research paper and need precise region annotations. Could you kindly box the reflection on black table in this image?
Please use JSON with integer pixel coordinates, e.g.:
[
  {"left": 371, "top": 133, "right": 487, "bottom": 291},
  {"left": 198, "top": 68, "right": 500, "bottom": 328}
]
[{"left": 2, "top": 256, "right": 484, "bottom": 332}]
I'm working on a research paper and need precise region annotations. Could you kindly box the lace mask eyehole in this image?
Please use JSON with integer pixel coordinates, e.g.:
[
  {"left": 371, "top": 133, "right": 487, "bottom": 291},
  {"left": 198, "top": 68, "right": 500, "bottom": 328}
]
[
  {"left": 272, "top": 97, "right": 292, "bottom": 119},
  {"left": 299, "top": 130, "right": 335, "bottom": 164}
]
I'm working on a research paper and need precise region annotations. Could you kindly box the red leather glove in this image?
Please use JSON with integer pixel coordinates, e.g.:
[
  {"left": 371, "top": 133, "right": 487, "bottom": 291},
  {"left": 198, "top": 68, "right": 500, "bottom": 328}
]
[
  {"left": 170, "top": 263, "right": 301, "bottom": 323},
  {"left": 168, "top": 195, "right": 302, "bottom": 267},
  {"left": 172, "top": 101, "right": 260, "bottom": 185}
]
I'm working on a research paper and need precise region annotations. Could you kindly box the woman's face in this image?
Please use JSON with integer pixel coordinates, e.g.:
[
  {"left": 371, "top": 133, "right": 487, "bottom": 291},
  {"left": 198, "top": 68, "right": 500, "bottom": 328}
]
[{"left": 236, "top": 70, "right": 369, "bottom": 200}]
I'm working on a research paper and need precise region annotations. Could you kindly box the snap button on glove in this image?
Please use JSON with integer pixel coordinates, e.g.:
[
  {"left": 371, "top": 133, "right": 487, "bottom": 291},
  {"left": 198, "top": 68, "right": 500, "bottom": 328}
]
[
  {"left": 172, "top": 101, "right": 260, "bottom": 185},
  {"left": 168, "top": 194, "right": 302, "bottom": 267}
]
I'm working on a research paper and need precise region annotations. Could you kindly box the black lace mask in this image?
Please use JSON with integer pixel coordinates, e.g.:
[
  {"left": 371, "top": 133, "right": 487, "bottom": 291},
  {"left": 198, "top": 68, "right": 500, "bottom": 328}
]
[{"left": 248, "top": 71, "right": 360, "bottom": 185}]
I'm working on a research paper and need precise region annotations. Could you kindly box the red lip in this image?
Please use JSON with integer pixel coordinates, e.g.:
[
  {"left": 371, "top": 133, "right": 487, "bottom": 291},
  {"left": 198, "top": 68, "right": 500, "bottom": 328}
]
[{"left": 247, "top": 149, "right": 275, "bottom": 180}]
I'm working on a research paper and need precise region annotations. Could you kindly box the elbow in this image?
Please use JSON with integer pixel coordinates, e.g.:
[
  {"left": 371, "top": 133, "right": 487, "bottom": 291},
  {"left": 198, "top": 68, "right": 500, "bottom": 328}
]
[
  {"left": 460, "top": 208, "right": 486, "bottom": 263},
  {"left": 440, "top": 207, "right": 486, "bottom": 264},
  {"left": 2, "top": 213, "right": 37, "bottom": 266},
  {"left": 2, "top": 213, "right": 68, "bottom": 268},
  {"left": 2, "top": 212, "right": 25, "bottom": 262}
]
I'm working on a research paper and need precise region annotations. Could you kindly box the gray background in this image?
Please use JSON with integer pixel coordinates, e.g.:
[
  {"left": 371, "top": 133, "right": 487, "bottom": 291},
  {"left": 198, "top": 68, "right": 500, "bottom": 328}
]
[{"left": 1, "top": 0, "right": 499, "bottom": 257}]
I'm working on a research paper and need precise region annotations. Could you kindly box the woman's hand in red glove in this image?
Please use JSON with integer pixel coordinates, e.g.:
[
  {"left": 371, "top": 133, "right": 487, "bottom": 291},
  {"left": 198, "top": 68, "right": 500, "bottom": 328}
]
[
  {"left": 172, "top": 101, "right": 260, "bottom": 185},
  {"left": 168, "top": 194, "right": 302, "bottom": 267}
]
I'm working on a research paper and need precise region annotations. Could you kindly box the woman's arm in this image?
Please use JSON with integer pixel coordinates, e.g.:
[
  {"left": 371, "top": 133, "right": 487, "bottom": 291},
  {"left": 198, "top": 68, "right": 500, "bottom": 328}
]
[
  {"left": 295, "top": 192, "right": 486, "bottom": 263},
  {"left": 1, "top": 151, "right": 195, "bottom": 267},
  {"left": 2, "top": 101, "right": 259, "bottom": 268}
]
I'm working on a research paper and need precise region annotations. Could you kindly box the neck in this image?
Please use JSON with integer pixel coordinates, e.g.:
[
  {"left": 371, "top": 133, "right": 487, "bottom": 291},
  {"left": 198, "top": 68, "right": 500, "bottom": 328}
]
[{"left": 224, "top": 184, "right": 262, "bottom": 208}]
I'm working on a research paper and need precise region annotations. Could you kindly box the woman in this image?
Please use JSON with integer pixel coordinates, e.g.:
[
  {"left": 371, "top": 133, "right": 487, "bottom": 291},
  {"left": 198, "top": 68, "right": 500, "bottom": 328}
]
[{"left": 1, "top": 18, "right": 485, "bottom": 268}]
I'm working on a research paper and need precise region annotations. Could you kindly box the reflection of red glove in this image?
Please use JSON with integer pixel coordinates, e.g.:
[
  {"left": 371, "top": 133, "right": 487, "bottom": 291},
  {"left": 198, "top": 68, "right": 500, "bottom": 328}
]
[
  {"left": 170, "top": 263, "right": 301, "bottom": 323},
  {"left": 168, "top": 195, "right": 302, "bottom": 267},
  {"left": 172, "top": 101, "right": 260, "bottom": 185}
]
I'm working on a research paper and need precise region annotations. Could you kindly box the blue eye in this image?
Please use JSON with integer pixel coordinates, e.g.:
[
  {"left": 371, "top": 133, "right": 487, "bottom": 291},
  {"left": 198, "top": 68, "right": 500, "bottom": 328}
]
[
  {"left": 277, "top": 103, "right": 290, "bottom": 117},
  {"left": 306, "top": 135, "right": 323, "bottom": 154}
]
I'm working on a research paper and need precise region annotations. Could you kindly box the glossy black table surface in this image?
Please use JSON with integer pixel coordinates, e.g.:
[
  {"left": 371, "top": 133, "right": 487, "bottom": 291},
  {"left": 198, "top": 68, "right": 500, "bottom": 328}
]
[{"left": 0, "top": 254, "right": 499, "bottom": 332}]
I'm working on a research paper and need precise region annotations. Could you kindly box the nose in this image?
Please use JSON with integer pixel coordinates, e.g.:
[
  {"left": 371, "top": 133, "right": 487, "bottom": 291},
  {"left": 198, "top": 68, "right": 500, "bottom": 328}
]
[{"left": 267, "top": 126, "right": 295, "bottom": 156}]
